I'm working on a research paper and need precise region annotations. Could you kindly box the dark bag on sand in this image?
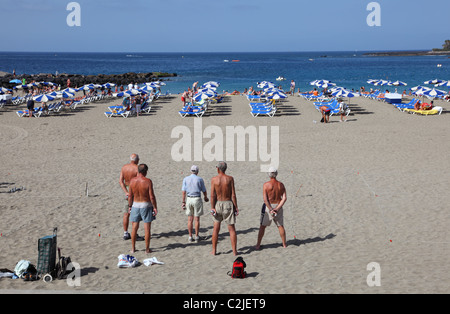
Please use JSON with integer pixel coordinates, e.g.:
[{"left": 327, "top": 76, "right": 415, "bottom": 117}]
[
  {"left": 228, "top": 257, "right": 247, "bottom": 279},
  {"left": 37, "top": 228, "right": 57, "bottom": 276},
  {"left": 55, "top": 248, "right": 75, "bottom": 280}
]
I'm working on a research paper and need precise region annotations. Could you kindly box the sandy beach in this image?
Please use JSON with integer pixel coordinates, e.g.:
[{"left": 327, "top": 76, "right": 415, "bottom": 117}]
[{"left": 0, "top": 91, "right": 449, "bottom": 294}]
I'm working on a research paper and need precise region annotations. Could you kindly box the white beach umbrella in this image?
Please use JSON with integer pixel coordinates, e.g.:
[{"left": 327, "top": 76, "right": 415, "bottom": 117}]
[
  {"left": 33, "top": 94, "right": 55, "bottom": 102},
  {"left": 202, "top": 81, "right": 220, "bottom": 88},
  {"left": 436, "top": 80, "right": 450, "bottom": 88},
  {"left": 388, "top": 80, "right": 407, "bottom": 86},
  {"left": 422, "top": 88, "right": 446, "bottom": 99},
  {"left": 57, "top": 91, "right": 75, "bottom": 99},
  {"left": 63, "top": 87, "right": 78, "bottom": 93},
  {"left": 424, "top": 79, "right": 444, "bottom": 85}
]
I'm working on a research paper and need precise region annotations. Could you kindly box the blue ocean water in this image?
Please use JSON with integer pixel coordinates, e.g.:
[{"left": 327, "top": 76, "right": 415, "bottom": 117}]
[{"left": 1, "top": 51, "right": 449, "bottom": 94}]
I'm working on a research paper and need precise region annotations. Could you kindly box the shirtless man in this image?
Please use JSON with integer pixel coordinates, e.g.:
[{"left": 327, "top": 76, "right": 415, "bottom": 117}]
[
  {"left": 119, "top": 154, "right": 139, "bottom": 240},
  {"left": 256, "top": 167, "right": 287, "bottom": 250},
  {"left": 128, "top": 164, "right": 158, "bottom": 254},
  {"left": 319, "top": 105, "right": 331, "bottom": 123},
  {"left": 210, "top": 161, "right": 239, "bottom": 256}
]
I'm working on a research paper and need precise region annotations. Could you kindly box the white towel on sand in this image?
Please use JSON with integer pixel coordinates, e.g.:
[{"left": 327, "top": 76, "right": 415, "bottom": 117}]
[{"left": 143, "top": 257, "right": 164, "bottom": 266}]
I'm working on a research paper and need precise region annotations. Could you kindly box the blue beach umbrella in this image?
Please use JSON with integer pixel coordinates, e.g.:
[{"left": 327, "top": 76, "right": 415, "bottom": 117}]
[
  {"left": 9, "top": 79, "right": 22, "bottom": 84},
  {"left": 0, "top": 87, "right": 12, "bottom": 93}
]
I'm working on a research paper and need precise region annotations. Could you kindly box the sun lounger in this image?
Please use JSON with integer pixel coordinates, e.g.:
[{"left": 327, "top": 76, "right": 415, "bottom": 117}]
[
  {"left": 250, "top": 105, "right": 277, "bottom": 117},
  {"left": 403, "top": 106, "right": 443, "bottom": 115}
]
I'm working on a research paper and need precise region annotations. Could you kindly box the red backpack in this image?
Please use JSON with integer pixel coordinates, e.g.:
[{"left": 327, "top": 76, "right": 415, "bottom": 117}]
[{"left": 228, "top": 257, "right": 247, "bottom": 279}]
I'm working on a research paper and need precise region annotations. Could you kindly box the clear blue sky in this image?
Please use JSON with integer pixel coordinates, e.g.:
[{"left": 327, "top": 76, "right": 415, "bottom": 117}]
[{"left": 1, "top": 0, "right": 449, "bottom": 53}]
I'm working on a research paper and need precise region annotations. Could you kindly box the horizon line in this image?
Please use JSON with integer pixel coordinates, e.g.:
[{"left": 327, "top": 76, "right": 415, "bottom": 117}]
[{"left": 0, "top": 49, "right": 432, "bottom": 54}]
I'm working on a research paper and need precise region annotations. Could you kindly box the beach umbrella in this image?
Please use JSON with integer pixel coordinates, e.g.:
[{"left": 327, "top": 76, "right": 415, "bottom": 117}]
[
  {"left": 436, "top": 80, "right": 450, "bottom": 88},
  {"left": 102, "top": 83, "right": 116, "bottom": 89},
  {"left": 57, "top": 91, "right": 75, "bottom": 99},
  {"left": 267, "top": 90, "right": 287, "bottom": 100},
  {"left": 63, "top": 87, "right": 77, "bottom": 93},
  {"left": 257, "top": 81, "right": 275, "bottom": 89},
  {"left": 193, "top": 90, "right": 216, "bottom": 101},
  {"left": 388, "top": 80, "right": 407, "bottom": 86},
  {"left": 316, "top": 82, "right": 336, "bottom": 88},
  {"left": 140, "top": 85, "right": 154, "bottom": 92},
  {"left": 0, "top": 87, "right": 11, "bottom": 93},
  {"left": 424, "top": 79, "right": 444, "bottom": 85},
  {"left": 422, "top": 88, "right": 446, "bottom": 99},
  {"left": 374, "top": 80, "right": 390, "bottom": 86},
  {"left": 116, "top": 89, "right": 147, "bottom": 97},
  {"left": 412, "top": 86, "right": 431, "bottom": 95},
  {"left": 202, "top": 81, "right": 220, "bottom": 88},
  {"left": 331, "top": 89, "right": 359, "bottom": 104},
  {"left": 9, "top": 79, "right": 22, "bottom": 84},
  {"left": 33, "top": 94, "right": 55, "bottom": 102}
]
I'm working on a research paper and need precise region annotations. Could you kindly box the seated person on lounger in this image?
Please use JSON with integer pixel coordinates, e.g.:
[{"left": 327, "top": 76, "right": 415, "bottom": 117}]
[
  {"left": 421, "top": 101, "right": 433, "bottom": 110},
  {"left": 414, "top": 100, "right": 421, "bottom": 111}
]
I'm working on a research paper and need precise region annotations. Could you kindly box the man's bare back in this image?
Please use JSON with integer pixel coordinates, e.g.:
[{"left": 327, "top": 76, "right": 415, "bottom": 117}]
[
  {"left": 263, "top": 179, "right": 286, "bottom": 205},
  {"left": 211, "top": 174, "right": 234, "bottom": 201},
  {"left": 129, "top": 176, "right": 152, "bottom": 203}
]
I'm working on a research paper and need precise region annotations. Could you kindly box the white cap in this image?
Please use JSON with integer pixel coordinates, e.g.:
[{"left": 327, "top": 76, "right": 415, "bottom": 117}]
[
  {"left": 268, "top": 166, "right": 277, "bottom": 173},
  {"left": 191, "top": 165, "right": 199, "bottom": 172}
]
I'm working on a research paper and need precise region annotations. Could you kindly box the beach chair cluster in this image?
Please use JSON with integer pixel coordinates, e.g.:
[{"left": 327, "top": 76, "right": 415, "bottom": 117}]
[
  {"left": 105, "top": 98, "right": 152, "bottom": 118},
  {"left": 362, "top": 90, "right": 385, "bottom": 101},
  {"left": 12, "top": 94, "right": 33, "bottom": 105},
  {"left": 299, "top": 91, "right": 325, "bottom": 102},
  {"left": 248, "top": 99, "right": 277, "bottom": 117},
  {"left": 313, "top": 98, "right": 351, "bottom": 117}
]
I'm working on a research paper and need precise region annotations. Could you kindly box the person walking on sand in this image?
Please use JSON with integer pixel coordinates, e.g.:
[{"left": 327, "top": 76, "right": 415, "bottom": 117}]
[
  {"left": 210, "top": 161, "right": 239, "bottom": 256},
  {"left": 119, "top": 153, "right": 142, "bottom": 240},
  {"left": 182, "top": 165, "right": 209, "bottom": 242},
  {"left": 128, "top": 164, "right": 158, "bottom": 254},
  {"left": 255, "top": 167, "right": 287, "bottom": 250}
]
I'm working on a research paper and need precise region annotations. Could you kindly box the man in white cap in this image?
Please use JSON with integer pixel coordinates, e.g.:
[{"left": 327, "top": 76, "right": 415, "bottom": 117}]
[
  {"left": 181, "top": 165, "right": 209, "bottom": 242},
  {"left": 256, "top": 166, "right": 287, "bottom": 250}
]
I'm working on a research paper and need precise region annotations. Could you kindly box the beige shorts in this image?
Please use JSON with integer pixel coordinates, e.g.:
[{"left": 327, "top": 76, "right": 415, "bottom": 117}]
[
  {"left": 260, "top": 203, "right": 284, "bottom": 227},
  {"left": 213, "top": 200, "right": 236, "bottom": 225},
  {"left": 185, "top": 197, "right": 204, "bottom": 217}
]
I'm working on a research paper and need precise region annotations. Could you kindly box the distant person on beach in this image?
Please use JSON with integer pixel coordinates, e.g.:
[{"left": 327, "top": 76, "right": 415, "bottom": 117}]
[
  {"left": 26, "top": 98, "right": 34, "bottom": 118},
  {"left": 181, "top": 165, "right": 209, "bottom": 242},
  {"left": 210, "top": 161, "right": 239, "bottom": 256},
  {"left": 338, "top": 100, "right": 349, "bottom": 122},
  {"left": 319, "top": 105, "right": 331, "bottom": 123},
  {"left": 290, "top": 80, "right": 295, "bottom": 95},
  {"left": 128, "top": 164, "right": 158, "bottom": 254},
  {"left": 120, "top": 154, "right": 140, "bottom": 240},
  {"left": 256, "top": 167, "right": 287, "bottom": 250}
]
